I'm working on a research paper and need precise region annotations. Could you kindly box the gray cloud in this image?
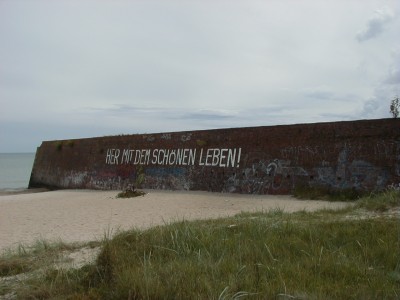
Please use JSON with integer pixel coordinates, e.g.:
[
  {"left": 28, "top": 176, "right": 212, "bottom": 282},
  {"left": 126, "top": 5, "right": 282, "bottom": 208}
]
[
  {"left": 302, "top": 86, "right": 335, "bottom": 100},
  {"left": 180, "top": 110, "right": 237, "bottom": 121},
  {"left": 83, "top": 104, "right": 166, "bottom": 115},
  {"left": 361, "top": 98, "right": 381, "bottom": 118},
  {"left": 383, "top": 49, "right": 400, "bottom": 85},
  {"left": 0, "top": 1, "right": 399, "bottom": 152},
  {"left": 384, "top": 68, "right": 400, "bottom": 84},
  {"left": 356, "top": 6, "right": 394, "bottom": 42},
  {"left": 360, "top": 82, "right": 399, "bottom": 120}
]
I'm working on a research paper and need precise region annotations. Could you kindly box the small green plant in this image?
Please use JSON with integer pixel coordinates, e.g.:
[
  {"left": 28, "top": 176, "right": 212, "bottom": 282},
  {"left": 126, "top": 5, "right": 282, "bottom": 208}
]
[
  {"left": 390, "top": 96, "right": 399, "bottom": 118},
  {"left": 116, "top": 167, "right": 146, "bottom": 198},
  {"left": 135, "top": 166, "right": 145, "bottom": 188},
  {"left": 196, "top": 139, "right": 207, "bottom": 146},
  {"left": 55, "top": 142, "right": 63, "bottom": 151},
  {"left": 117, "top": 189, "right": 146, "bottom": 198}
]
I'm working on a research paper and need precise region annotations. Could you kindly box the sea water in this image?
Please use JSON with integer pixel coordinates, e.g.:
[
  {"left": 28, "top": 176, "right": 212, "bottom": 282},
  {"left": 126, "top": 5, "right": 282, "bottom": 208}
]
[{"left": 0, "top": 153, "right": 36, "bottom": 190}]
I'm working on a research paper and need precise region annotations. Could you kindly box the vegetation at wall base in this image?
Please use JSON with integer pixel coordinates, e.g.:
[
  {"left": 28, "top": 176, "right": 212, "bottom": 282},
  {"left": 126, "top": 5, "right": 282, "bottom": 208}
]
[
  {"left": 117, "top": 183, "right": 146, "bottom": 198},
  {"left": 1, "top": 190, "right": 399, "bottom": 299},
  {"left": 116, "top": 190, "right": 146, "bottom": 198},
  {"left": 293, "top": 185, "right": 369, "bottom": 201}
]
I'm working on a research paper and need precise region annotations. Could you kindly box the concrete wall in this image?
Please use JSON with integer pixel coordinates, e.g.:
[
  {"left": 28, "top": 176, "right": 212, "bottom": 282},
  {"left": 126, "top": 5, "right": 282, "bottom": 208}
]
[{"left": 29, "top": 119, "right": 400, "bottom": 194}]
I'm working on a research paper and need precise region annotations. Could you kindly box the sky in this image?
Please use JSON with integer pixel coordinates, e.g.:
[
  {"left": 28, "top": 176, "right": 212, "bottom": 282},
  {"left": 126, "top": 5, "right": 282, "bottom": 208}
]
[{"left": 1, "top": 0, "right": 399, "bottom": 153}]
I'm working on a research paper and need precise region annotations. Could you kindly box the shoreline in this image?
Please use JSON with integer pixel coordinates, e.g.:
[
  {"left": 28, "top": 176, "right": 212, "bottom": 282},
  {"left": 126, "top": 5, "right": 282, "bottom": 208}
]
[
  {"left": 0, "top": 189, "right": 350, "bottom": 253},
  {"left": 0, "top": 187, "right": 49, "bottom": 196}
]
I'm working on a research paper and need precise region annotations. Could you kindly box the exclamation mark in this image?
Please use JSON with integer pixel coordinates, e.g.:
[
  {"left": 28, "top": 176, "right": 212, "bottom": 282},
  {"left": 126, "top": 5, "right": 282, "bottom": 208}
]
[{"left": 236, "top": 148, "right": 241, "bottom": 167}]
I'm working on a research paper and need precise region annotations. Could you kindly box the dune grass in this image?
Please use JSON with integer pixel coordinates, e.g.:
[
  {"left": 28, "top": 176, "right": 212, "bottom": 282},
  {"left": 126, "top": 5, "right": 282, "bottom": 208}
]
[
  {"left": 0, "top": 240, "right": 81, "bottom": 277},
  {"left": 1, "top": 190, "right": 399, "bottom": 299},
  {"left": 355, "top": 189, "right": 400, "bottom": 212},
  {"left": 85, "top": 216, "right": 399, "bottom": 299},
  {"left": 0, "top": 240, "right": 100, "bottom": 298}
]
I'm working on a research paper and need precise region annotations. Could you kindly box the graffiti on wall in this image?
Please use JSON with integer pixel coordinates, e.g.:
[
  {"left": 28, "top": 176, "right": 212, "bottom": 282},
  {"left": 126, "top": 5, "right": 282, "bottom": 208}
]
[
  {"left": 223, "top": 158, "right": 309, "bottom": 194},
  {"left": 105, "top": 147, "right": 242, "bottom": 168},
  {"left": 100, "top": 144, "right": 393, "bottom": 194},
  {"left": 145, "top": 167, "right": 190, "bottom": 190},
  {"left": 28, "top": 119, "right": 400, "bottom": 194}
]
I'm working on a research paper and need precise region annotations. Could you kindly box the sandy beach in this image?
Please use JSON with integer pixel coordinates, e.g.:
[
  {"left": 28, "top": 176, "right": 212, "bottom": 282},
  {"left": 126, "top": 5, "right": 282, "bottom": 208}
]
[{"left": 0, "top": 189, "right": 350, "bottom": 252}]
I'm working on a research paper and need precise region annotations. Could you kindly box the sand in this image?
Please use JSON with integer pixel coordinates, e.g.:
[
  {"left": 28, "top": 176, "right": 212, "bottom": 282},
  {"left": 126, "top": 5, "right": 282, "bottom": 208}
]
[{"left": 0, "top": 189, "right": 350, "bottom": 252}]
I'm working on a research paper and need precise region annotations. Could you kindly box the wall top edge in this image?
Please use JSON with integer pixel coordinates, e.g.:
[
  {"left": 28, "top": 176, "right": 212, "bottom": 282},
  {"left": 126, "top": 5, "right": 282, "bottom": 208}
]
[{"left": 38, "top": 118, "right": 400, "bottom": 145}]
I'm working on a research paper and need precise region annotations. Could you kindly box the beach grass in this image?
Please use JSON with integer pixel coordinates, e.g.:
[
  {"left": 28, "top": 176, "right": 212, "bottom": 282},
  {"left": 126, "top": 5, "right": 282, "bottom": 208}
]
[
  {"left": 355, "top": 189, "right": 400, "bottom": 212},
  {"left": 1, "top": 190, "right": 399, "bottom": 299},
  {"left": 0, "top": 240, "right": 80, "bottom": 277}
]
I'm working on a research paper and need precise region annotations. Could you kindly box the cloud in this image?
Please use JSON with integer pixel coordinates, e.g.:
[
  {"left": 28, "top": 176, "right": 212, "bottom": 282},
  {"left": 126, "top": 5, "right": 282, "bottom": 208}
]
[
  {"left": 0, "top": 1, "right": 399, "bottom": 153},
  {"left": 302, "top": 86, "right": 335, "bottom": 100},
  {"left": 356, "top": 6, "right": 394, "bottom": 42},
  {"left": 360, "top": 84, "right": 399, "bottom": 120},
  {"left": 384, "top": 68, "right": 400, "bottom": 85},
  {"left": 84, "top": 104, "right": 165, "bottom": 115},
  {"left": 180, "top": 110, "right": 237, "bottom": 121},
  {"left": 383, "top": 48, "right": 400, "bottom": 85},
  {"left": 360, "top": 47, "right": 400, "bottom": 119}
]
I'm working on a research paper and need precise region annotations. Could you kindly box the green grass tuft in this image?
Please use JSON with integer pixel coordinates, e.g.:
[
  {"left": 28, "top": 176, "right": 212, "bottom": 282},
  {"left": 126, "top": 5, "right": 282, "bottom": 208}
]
[{"left": 356, "top": 189, "right": 400, "bottom": 212}]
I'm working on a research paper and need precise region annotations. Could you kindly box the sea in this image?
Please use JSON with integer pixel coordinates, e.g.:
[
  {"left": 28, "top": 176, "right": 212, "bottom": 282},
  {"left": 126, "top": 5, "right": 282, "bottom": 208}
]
[{"left": 0, "top": 153, "right": 36, "bottom": 191}]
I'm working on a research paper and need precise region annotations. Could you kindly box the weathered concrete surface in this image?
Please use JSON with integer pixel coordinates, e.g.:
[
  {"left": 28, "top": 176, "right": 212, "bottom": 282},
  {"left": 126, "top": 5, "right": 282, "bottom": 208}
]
[{"left": 29, "top": 119, "right": 400, "bottom": 194}]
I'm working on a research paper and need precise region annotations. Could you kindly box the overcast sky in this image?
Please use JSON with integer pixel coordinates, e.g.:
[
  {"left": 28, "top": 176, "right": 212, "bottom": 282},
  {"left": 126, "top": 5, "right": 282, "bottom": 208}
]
[{"left": 1, "top": 0, "right": 399, "bottom": 152}]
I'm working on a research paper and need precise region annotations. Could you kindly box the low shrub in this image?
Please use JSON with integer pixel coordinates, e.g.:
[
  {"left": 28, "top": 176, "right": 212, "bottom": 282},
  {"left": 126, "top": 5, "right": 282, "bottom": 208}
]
[
  {"left": 116, "top": 190, "right": 146, "bottom": 198},
  {"left": 294, "top": 185, "right": 367, "bottom": 201}
]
